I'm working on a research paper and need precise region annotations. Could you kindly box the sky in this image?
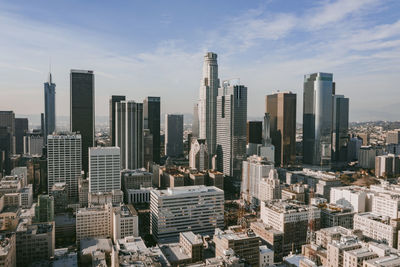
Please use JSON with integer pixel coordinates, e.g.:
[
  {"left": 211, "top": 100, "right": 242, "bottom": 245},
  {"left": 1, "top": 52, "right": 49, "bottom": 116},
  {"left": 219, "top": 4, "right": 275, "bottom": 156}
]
[{"left": 0, "top": 0, "right": 400, "bottom": 123}]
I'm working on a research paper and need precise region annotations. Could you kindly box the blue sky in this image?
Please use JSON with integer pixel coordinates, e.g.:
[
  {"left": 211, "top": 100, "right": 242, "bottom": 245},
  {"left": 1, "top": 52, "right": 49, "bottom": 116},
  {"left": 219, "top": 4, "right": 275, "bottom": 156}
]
[{"left": 1, "top": 0, "right": 400, "bottom": 122}]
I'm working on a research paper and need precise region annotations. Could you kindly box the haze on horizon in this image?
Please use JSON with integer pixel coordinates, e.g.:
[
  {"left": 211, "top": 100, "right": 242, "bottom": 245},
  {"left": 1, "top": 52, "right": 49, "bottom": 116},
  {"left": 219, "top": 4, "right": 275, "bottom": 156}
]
[{"left": 1, "top": 0, "right": 400, "bottom": 123}]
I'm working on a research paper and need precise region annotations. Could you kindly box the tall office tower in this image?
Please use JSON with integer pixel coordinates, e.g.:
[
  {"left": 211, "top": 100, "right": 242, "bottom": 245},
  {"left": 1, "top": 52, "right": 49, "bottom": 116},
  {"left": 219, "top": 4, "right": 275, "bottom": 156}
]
[
  {"left": 14, "top": 118, "right": 28, "bottom": 154},
  {"left": 0, "top": 111, "right": 15, "bottom": 154},
  {"left": 44, "top": 72, "right": 56, "bottom": 141},
  {"left": 47, "top": 133, "right": 82, "bottom": 202},
  {"left": 143, "top": 96, "right": 161, "bottom": 163},
  {"left": 257, "top": 113, "right": 275, "bottom": 162},
  {"left": 216, "top": 81, "right": 247, "bottom": 178},
  {"left": 40, "top": 113, "right": 44, "bottom": 135},
  {"left": 23, "top": 131, "right": 44, "bottom": 156},
  {"left": 303, "top": 73, "right": 334, "bottom": 166},
  {"left": 198, "top": 52, "right": 220, "bottom": 160},
  {"left": 189, "top": 138, "right": 209, "bottom": 171},
  {"left": 150, "top": 186, "right": 224, "bottom": 242},
  {"left": 89, "top": 147, "right": 120, "bottom": 193},
  {"left": 109, "top": 95, "right": 126, "bottom": 146},
  {"left": 266, "top": 92, "right": 296, "bottom": 166},
  {"left": 332, "top": 95, "right": 349, "bottom": 163},
  {"left": 165, "top": 114, "right": 183, "bottom": 158},
  {"left": 241, "top": 155, "right": 275, "bottom": 204},
  {"left": 143, "top": 129, "right": 153, "bottom": 169},
  {"left": 192, "top": 103, "right": 199, "bottom": 137},
  {"left": 35, "top": 194, "right": 54, "bottom": 222},
  {"left": 247, "top": 121, "right": 262, "bottom": 145},
  {"left": 115, "top": 100, "right": 144, "bottom": 170},
  {"left": 70, "top": 69, "right": 94, "bottom": 176}
]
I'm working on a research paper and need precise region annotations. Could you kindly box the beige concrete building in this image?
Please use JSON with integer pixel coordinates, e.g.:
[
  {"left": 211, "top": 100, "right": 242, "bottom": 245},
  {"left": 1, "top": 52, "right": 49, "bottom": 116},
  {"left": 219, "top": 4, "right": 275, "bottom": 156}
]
[
  {"left": 113, "top": 204, "right": 138, "bottom": 242},
  {"left": 76, "top": 204, "right": 112, "bottom": 244},
  {"left": 343, "top": 247, "right": 378, "bottom": 267},
  {"left": 326, "top": 237, "right": 362, "bottom": 267},
  {"left": 214, "top": 227, "right": 260, "bottom": 266},
  {"left": 179, "top": 231, "right": 203, "bottom": 263},
  {"left": 0, "top": 233, "right": 16, "bottom": 267}
]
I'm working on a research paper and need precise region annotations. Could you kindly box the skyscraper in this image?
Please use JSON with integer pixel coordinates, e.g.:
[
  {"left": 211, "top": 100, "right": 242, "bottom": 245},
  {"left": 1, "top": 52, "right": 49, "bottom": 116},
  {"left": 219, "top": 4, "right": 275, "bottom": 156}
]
[
  {"left": 216, "top": 80, "right": 247, "bottom": 178},
  {"left": 109, "top": 95, "right": 126, "bottom": 146},
  {"left": 198, "top": 52, "right": 220, "bottom": 160},
  {"left": 332, "top": 95, "right": 349, "bottom": 162},
  {"left": 303, "top": 73, "right": 334, "bottom": 166},
  {"left": 192, "top": 103, "right": 199, "bottom": 137},
  {"left": 189, "top": 138, "right": 209, "bottom": 171},
  {"left": 47, "top": 133, "right": 82, "bottom": 202},
  {"left": 89, "top": 147, "right": 121, "bottom": 193},
  {"left": 44, "top": 72, "right": 56, "bottom": 140},
  {"left": 14, "top": 118, "right": 28, "bottom": 154},
  {"left": 115, "top": 100, "right": 144, "bottom": 170},
  {"left": 70, "top": 69, "right": 94, "bottom": 176},
  {"left": 0, "top": 111, "right": 15, "bottom": 154},
  {"left": 165, "top": 114, "right": 183, "bottom": 158},
  {"left": 265, "top": 92, "right": 296, "bottom": 166},
  {"left": 143, "top": 96, "right": 160, "bottom": 163},
  {"left": 247, "top": 121, "right": 262, "bottom": 145}
]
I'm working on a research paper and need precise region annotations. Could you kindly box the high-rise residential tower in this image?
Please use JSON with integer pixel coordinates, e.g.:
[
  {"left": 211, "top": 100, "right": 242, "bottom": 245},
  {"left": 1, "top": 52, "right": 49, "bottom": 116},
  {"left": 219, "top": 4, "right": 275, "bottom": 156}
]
[
  {"left": 44, "top": 72, "right": 56, "bottom": 140},
  {"left": 165, "top": 114, "right": 183, "bottom": 158},
  {"left": 332, "top": 95, "right": 349, "bottom": 162},
  {"left": 70, "top": 69, "right": 94, "bottom": 176},
  {"left": 14, "top": 118, "right": 28, "bottom": 154},
  {"left": 198, "top": 52, "right": 220, "bottom": 161},
  {"left": 47, "top": 133, "right": 82, "bottom": 202},
  {"left": 303, "top": 73, "right": 334, "bottom": 166},
  {"left": 143, "top": 96, "right": 160, "bottom": 163},
  {"left": 216, "top": 80, "right": 247, "bottom": 178},
  {"left": 115, "top": 100, "right": 144, "bottom": 170},
  {"left": 89, "top": 147, "right": 121, "bottom": 193},
  {"left": 109, "top": 95, "right": 126, "bottom": 146},
  {"left": 265, "top": 92, "right": 296, "bottom": 166}
]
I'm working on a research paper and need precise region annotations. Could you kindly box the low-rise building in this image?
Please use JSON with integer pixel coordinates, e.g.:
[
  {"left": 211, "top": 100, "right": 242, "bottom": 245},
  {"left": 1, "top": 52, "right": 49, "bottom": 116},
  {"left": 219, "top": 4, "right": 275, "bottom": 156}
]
[
  {"left": 259, "top": 245, "right": 274, "bottom": 267},
  {"left": 113, "top": 204, "right": 139, "bottom": 242},
  {"left": 0, "top": 233, "right": 16, "bottom": 267},
  {"left": 76, "top": 204, "right": 112, "bottom": 244}
]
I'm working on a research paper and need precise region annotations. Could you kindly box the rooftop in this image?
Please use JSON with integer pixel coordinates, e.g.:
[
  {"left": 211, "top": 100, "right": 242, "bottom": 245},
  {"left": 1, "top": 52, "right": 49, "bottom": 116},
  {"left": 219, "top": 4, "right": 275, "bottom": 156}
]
[
  {"left": 154, "top": 185, "right": 223, "bottom": 197},
  {"left": 180, "top": 231, "right": 203, "bottom": 245}
]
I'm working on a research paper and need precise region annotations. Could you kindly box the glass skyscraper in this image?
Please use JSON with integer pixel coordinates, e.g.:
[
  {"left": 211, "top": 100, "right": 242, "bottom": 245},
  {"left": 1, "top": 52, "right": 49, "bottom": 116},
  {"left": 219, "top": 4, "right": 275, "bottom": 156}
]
[
  {"left": 143, "top": 96, "right": 161, "bottom": 163},
  {"left": 109, "top": 95, "right": 126, "bottom": 146},
  {"left": 44, "top": 72, "right": 56, "bottom": 140},
  {"left": 70, "top": 69, "right": 94, "bottom": 176}
]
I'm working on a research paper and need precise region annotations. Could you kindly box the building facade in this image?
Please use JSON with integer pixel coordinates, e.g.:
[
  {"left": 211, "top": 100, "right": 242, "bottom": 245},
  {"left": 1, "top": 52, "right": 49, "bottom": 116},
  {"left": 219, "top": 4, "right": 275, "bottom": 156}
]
[
  {"left": 143, "top": 96, "right": 161, "bottom": 164},
  {"left": 165, "top": 114, "right": 184, "bottom": 158},
  {"left": 89, "top": 147, "right": 121, "bottom": 193},
  {"left": 109, "top": 95, "right": 126, "bottom": 146},
  {"left": 44, "top": 72, "right": 56, "bottom": 141}
]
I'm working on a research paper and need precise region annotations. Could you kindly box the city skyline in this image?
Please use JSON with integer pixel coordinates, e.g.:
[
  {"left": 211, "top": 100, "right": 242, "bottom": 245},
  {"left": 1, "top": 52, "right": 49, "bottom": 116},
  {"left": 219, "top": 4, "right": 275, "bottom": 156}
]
[{"left": 1, "top": 1, "right": 400, "bottom": 122}]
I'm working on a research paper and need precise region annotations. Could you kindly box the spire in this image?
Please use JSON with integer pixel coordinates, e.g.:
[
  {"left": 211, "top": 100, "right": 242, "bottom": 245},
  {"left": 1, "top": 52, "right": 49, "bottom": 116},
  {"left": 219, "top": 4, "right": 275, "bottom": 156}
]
[{"left": 48, "top": 72, "right": 52, "bottom": 84}]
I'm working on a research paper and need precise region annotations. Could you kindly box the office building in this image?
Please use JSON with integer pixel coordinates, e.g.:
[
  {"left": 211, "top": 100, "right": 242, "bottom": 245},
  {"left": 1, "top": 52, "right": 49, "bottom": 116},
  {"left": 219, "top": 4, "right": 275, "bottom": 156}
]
[
  {"left": 326, "top": 237, "right": 362, "bottom": 267},
  {"left": 303, "top": 73, "right": 334, "bottom": 165},
  {"left": 121, "top": 169, "right": 153, "bottom": 190},
  {"left": 0, "top": 233, "right": 16, "bottom": 267},
  {"left": 260, "top": 200, "right": 321, "bottom": 256},
  {"left": 143, "top": 129, "right": 153, "bottom": 168},
  {"left": 241, "top": 155, "right": 274, "bottom": 204},
  {"left": 112, "top": 204, "right": 139, "bottom": 242},
  {"left": 359, "top": 146, "right": 384, "bottom": 169},
  {"left": 214, "top": 227, "right": 260, "bottom": 266},
  {"left": 23, "top": 131, "right": 43, "bottom": 156},
  {"left": 320, "top": 204, "right": 355, "bottom": 229},
  {"left": 16, "top": 221, "right": 55, "bottom": 267},
  {"left": 247, "top": 121, "right": 262, "bottom": 145},
  {"left": 0, "top": 111, "right": 15, "bottom": 153},
  {"left": 375, "top": 154, "right": 400, "bottom": 177},
  {"left": 258, "top": 169, "right": 282, "bottom": 203},
  {"left": 76, "top": 204, "right": 112, "bottom": 244},
  {"left": 347, "top": 137, "right": 362, "bottom": 162},
  {"left": 78, "top": 178, "right": 88, "bottom": 208},
  {"left": 192, "top": 103, "right": 199, "bottom": 137},
  {"left": 165, "top": 114, "right": 183, "bottom": 158},
  {"left": 19, "top": 184, "right": 33, "bottom": 208},
  {"left": 14, "top": 118, "right": 28, "bottom": 155},
  {"left": 35, "top": 194, "right": 54, "bottom": 223},
  {"left": 330, "top": 186, "right": 367, "bottom": 212},
  {"left": 216, "top": 80, "right": 247, "bottom": 178},
  {"left": 256, "top": 113, "right": 275, "bottom": 162},
  {"left": 70, "top": 69, "right": 94, "bottom": 176},
  {"left": 266, "top": 92, "right": 296, "bottom": 166},
  {"left": 143, "top": 96, "right": 161, "bottom": 163},
  {"left": 354, "top": 212, "right": 400, "bottom": 248},
  {"left": 198, "top": 52, "right": 220, "bottom": 160},
  {"left": 332, "top": 95, "right": 349, "bottom": 163},
  {"left": 189, "top": 138, "right": 209, "bottom": 171},
  {"left": 89, "top": 147, "right": 120, "bottom": 193},
  {"left": 387, "top": 130, "right": 400, "bottom": 145},
  {"left": 51, "top": 182, "right": 68, "bottom": 214},
  {"left": 44, "top": 72, "right": 56, "bottom": 141},
  {"left": 47, "top": 133, "right": 81, "bottom": 202},
  {"left": 150, "top": 186, "right": 224, "bottom": 242},
  {"left": 115, "top": 100, "right": 144, "bottom": 170},
  {"left": 109, "top": 95, "right": 125, "bottom": 146}
]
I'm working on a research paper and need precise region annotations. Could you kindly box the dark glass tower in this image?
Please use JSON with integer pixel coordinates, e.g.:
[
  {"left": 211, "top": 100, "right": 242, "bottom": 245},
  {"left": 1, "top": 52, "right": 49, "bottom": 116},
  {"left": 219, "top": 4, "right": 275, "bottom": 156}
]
[
  {"left": 109, "top": 95, "right": 126, "bottom": 146},
  {"left": 247, "top": 121, "right": 262, "bottom": 144},
  {"left": 70, "top": 70, "right": 94, "bottom": 176},
  {"left": 15, "top": 118, "right": 28, "bottom": 154},
  {"left": 44, "top": 73, "right": 56, "bottom": 140},
  {"left": 143, "top": 97, "right": 160, "bottom": 163}
]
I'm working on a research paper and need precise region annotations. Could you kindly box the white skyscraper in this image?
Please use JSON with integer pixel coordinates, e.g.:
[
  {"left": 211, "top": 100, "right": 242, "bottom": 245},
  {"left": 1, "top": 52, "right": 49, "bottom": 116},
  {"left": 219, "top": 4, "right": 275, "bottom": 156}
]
[
  {"left": 115, "top": 100, "right": 144, "bottom": 170},
  {"left": 198, "top": 52, "right": 220, "bottom": 160},
  {"left": 47, "top": 133, "right": 82, "bottom": 202},
  {"left": 216, "top": 80, "right": 247, "bottom": 178},
  {"left": 89, "top": 147, "right": 121, "bottom": 193},
  {"left": 189, "top": 138, "right": 209, "bottom": 171}
]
